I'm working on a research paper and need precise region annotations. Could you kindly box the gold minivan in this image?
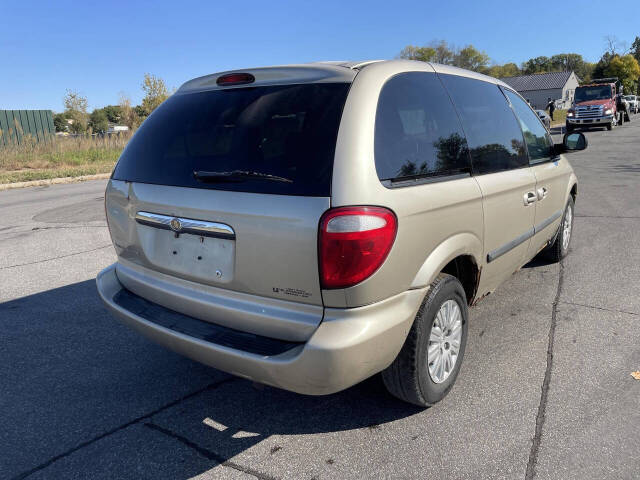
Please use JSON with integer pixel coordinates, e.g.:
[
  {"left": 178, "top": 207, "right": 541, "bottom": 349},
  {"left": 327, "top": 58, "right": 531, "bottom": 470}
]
[{"left": 97, "top": 60, "right": 583, "bottom": 406}]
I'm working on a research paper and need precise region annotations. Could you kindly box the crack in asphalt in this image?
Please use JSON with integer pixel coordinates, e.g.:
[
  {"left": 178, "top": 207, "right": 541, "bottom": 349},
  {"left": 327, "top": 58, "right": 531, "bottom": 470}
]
[
  {"left": 558, "top": 300, "right": 639, "bottom": 317},
  {"left": 10, "top": 377, "right": 237, "bottom": 480},
  {"left": 525, "top": 261, "right": 564, "bottom": 480},
  {"left": 0, "top": 245, "right": 112, "bottom": 270},
  {"left": 144, "top": 422, "right": 277, "bottom": 480},
  {"left": 30, "top": 225, "right": 108, "bottom": 230},
  {"left": 0, "top": 225, "right": 108, "bottom": 243}
]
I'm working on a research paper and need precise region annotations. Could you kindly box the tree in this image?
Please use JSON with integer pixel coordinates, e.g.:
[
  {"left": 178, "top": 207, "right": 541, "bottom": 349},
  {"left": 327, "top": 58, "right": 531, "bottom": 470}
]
[
  {"left": 548, "top": 53, "right": 594, "bottom": 80},
  {"left": 603, "top": 35, "right": 626, "bottom": 57},
  {"left": 432, "top": 40, "right": 455, "bottom": 64},
  {"left": 485, "top": 62, "right": 521, "bottom": 79},
  {"left": 53, "top": 113, "right": 69, "bottom": 133},
  {"left": 118, "top": 93, "right": 142, "bottom": 129},
  {"left": 516, "top": 53, "right": 594, "bottom": 81},
  {"left": 631, "top": 36, "right": 640, "bottom": 64},
  {"left": 102, "top": 105, "right": 122, "bottom": 124},
  {"left": 398, "top": 40, "right": 489, "bottom": 72},
  {"left": 398, "top": 45, "right": 437, "bottom": 62},
  {"left": 453, "top": 45, "right": 490, "bottom": 72},
  {"left": 89, "top": 109, "right": 108, "bottom": 134},
  {"left": 141, "top": 73, "right": 169, "bottom": 117},
  {"left": 592, "top": 51, "right": 614, "bottom": 80},
  {"left": 521, "top": 56, "right": 552, "bottom": 74},
  {"left": 604, "top": 55, "right": 640, "bottom": 95},
  {"left": 398, "top": 40, "right": 455, "bottom": 64},
  {"left": 63, "top": 89, "right": 89, "bottom": 133}
]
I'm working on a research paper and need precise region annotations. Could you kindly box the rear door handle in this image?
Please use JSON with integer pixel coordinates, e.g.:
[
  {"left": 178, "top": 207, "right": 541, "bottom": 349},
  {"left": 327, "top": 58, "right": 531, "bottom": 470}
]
[
  {"left": 537, "top": 187, "right": 548, "bottom": 200},
  {"left": 523, "top": 191, "right": 537, "bottom": 206}
]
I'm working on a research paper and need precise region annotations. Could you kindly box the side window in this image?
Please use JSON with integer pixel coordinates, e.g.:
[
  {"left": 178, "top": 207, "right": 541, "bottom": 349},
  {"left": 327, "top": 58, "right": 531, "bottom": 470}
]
[
  {"left": 374, "top": 72, "right": 470, "bottom": 183},
  {"left": 503, "top": 89, "right": 552, "bottom": 164},
  {"left": 439, "top": 74, "right": 528, "bottom": 175}
]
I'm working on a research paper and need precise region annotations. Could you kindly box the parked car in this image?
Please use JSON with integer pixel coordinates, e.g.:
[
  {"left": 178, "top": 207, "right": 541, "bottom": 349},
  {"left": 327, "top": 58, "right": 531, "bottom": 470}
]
[
  {"left": 624, "top": 95, "right": 638, "bottom": 114},
  {"left": 536, "top": 109, "right": 551, "bottom": 129},
  {"left": 618, "top": 94, "right": 632, "bottom": 123},
  {"left": 97, "top": 60, "right": 583, "bottom": 407}
]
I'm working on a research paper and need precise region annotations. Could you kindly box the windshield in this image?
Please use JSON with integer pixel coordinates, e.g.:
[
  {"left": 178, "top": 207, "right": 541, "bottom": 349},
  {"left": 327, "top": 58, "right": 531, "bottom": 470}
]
[
  {"left": 112, "top": 83, "right": 350, "bottom": 196},
  {"left": 624, "top": 96, "right": 635, "bottom": 100},
  {"left": 574, "top": 85, "right": 613, "bottom": 103}
]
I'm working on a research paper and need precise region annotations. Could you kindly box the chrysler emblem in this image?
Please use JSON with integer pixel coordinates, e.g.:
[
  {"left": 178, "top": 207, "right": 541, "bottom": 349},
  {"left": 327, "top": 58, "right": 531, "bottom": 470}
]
[{"left": 169, "top": 218, "right": 182, "bottom": 232}]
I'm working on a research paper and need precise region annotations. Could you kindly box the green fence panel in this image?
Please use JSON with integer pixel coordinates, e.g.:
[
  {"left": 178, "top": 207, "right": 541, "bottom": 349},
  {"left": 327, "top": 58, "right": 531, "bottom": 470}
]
[
  {"left": 0, "top": 110, "right": 54, "bottom": 146},
  {"left": 19, "top": 110, "right": 30, "bottom": 142},
  {"left": 33, "top": 110, "right": 44, "bottom": 142},
  {"left": 13, "top": 110, "right": 24, "bottom": 144},
  {"left": 26, "top": 110, "right": 37, "bottom": 140},
  {"left": 8, "top": 111, "right": 18, "bottom": 144},
  {"left": 41, "top": 110, "right": 53, "bottom": 141},
  {"left": 0, "top": 110, "right": 8, "bottom": 146},
  {"left": 45, "top": 110, "right": 54, "bottom": 136}
]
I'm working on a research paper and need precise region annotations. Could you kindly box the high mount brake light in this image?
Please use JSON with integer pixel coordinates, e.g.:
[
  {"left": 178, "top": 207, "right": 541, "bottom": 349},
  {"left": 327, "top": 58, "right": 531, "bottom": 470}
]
[
  {"left": 216, "top": 73, "right": 255, "bottom": 86},
  {"left": 319, "top": 206, "right": 397, "bottom": 289}
]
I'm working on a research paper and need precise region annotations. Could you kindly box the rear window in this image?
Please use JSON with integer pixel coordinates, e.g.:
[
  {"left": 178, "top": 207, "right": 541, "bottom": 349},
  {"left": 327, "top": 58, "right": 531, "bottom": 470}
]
[{"left": 112, "top": 83, "right": 350, "bottom": 196}]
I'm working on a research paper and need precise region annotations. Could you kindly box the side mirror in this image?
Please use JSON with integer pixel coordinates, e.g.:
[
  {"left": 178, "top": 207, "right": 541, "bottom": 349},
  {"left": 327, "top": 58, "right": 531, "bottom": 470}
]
[{"left": 563, "top": 132, "right": 588, "bottom": 151}]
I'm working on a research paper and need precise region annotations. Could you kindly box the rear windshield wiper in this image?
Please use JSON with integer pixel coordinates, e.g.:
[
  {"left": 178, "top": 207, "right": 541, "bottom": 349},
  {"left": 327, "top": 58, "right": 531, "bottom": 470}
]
[{"left": 193, "top": 170, "right": 293, "bottom": 183}]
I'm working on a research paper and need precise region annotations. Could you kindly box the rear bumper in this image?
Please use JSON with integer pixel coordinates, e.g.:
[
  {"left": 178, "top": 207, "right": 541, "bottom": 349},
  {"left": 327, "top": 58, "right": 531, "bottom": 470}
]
[
  {"left": 566, "top": 115, "right": 613, "bottom": 125},
  {"left": 96, "top": 263, "right": 425, "bottom": 395}
]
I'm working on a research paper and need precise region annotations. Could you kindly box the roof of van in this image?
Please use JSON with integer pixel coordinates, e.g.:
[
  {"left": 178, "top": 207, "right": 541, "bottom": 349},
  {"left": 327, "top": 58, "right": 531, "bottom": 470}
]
[{"left": 176, "top": 59, "right": 510, "bottom": 94}]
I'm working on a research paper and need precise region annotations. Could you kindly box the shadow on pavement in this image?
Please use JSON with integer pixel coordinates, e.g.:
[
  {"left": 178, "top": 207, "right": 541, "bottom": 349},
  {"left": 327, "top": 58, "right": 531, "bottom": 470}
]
[
  {"left": 610, "top": 163, "right": 640, "bottom": 173},
  {"left": 522, "top": 255, "right": 556, "bottom": 269},
  {"left": 1, "top": 280, "right": 422, "bottom": 479}
]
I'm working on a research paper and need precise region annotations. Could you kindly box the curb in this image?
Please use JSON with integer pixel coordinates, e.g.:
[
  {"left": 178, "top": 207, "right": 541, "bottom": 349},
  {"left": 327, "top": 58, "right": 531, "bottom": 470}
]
[{"left": 0, "top": 173, "right": 112, "bottom": 191}]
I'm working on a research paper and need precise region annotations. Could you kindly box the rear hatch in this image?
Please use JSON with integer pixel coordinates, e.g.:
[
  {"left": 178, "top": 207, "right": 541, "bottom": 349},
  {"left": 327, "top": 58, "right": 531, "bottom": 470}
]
[{"left": 105, "top": 78, "right": 351, "bottom": 338}]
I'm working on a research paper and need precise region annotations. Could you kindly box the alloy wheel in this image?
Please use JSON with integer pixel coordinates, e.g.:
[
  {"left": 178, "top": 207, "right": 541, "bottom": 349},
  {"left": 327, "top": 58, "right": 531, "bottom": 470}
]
[
  {"left": 428, "top": 299, "right": 463, "bottom": 384},
  {"left": 562, "top": 204, "right": 573, "bottom": 251}
]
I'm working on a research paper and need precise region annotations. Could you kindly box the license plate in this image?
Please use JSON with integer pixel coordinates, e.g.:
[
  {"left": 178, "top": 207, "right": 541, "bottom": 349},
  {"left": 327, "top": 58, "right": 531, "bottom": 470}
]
[{"left": 137, "top": 227, "right": 235, "bottom": 284}]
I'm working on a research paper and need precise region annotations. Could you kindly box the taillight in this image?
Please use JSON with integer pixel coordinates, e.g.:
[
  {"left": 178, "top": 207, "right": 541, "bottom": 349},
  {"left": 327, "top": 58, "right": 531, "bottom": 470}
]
[{"left": 319, "top": 206, "right": 397, "bottom": 289}]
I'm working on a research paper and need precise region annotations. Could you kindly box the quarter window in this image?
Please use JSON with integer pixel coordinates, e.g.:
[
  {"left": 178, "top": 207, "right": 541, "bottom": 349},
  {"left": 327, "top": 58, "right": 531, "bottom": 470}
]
[
  {"left": 374, "top": 72, "right": 470, "bottom": 184},
  {"left": 439, "top": 74, "right": 528, "bottom": 174},
  {"left": 503, "top": 89, "right": 553, "bottom": 164}
]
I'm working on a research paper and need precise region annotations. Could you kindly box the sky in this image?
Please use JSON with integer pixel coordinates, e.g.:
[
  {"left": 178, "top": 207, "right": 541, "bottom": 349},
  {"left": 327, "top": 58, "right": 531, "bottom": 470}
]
[{"left": 2, "top": 0, "right": 639, "bottom": 112}]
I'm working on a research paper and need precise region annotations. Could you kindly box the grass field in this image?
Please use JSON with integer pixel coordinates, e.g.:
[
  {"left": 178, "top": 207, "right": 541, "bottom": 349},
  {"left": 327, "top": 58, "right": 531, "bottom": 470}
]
[
  {"left": 550, "top": 109, "right": 567, "bottom": 126},
  {"left": 0, "top": 134, "right": 129, "bottom": 184}
]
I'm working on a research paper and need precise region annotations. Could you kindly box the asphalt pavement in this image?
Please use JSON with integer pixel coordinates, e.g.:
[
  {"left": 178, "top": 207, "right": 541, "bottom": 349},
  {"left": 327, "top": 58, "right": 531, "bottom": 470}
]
[{"left": 1, "top": 119, "right": 639, "bottom": 479}]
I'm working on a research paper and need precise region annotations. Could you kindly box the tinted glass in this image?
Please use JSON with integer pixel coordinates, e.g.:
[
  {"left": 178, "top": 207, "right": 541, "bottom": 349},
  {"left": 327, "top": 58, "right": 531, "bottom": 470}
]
[
  {"left": 112, "top": 83, "right": 350, "bottom": 196},
  {"left": 439, "top": 74, "right": 528, "bottom": 174},
  {"left": 374, "top": 72, "right": 470, "bottom": 182},
  {"left": 504, "top": 89, "right": 553, "bottom": 164},
  {"left": 574, "top": 85, "right": 612, "bottom": 102}
]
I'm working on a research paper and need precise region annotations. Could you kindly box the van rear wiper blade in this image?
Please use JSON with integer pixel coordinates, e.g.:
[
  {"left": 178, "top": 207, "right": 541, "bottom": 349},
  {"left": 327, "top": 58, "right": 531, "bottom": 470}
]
[{"left": 193, "top": 170, "right": 293, "bottom": 183}]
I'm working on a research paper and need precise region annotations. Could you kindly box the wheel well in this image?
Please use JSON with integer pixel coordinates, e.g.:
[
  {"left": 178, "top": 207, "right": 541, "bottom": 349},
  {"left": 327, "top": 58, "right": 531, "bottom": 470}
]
[
  {"left": 570, "top": 184, "right": 577, "bottom": 202},
  {"left": 441, "top": 255, "right": 479, "bottom": 305}
]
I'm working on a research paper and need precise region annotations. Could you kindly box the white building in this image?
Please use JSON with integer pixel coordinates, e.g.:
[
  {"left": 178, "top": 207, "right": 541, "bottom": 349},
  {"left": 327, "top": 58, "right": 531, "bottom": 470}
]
[
  {"left": 107, "top": 124, "right": 129, "bottom": 134},
  {"left": 499, "top": 71, "right": 581, "bottom": 110}
]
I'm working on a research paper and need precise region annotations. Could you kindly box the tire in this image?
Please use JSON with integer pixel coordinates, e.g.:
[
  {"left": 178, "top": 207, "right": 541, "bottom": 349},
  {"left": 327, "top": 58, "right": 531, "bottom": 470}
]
[
  {"left": 382, "top": 273, "right": 469, "bottom": 407},
  {"left": 607, "top": 121, "right": 613, "bottom": 131},
  {"left": 543, "top": 197, "right": 574, "bottom": 262},
  {"left": 566, "top": 122, "right": 574, "bottom": 133}
]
